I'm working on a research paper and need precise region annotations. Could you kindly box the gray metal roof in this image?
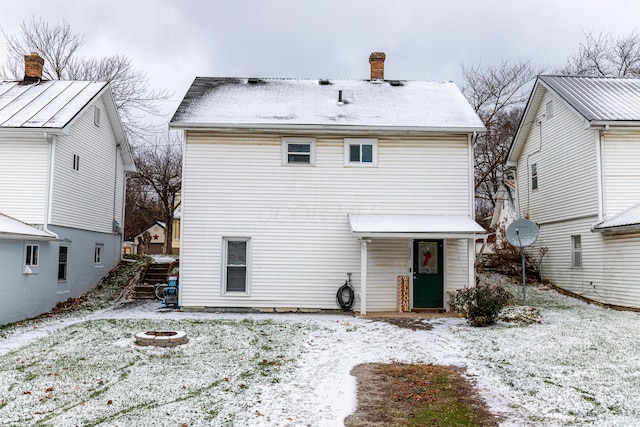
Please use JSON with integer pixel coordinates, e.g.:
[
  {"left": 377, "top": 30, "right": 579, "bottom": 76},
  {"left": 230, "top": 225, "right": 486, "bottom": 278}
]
[
  {"left": 170, "top": 77, "right": 485, "bottom": 132},
  {"left": 540, "top": 75, "right": 640, "bottom": 122},
  {"left": 0, "top": 80, "right": 108, "bottom": 130}
]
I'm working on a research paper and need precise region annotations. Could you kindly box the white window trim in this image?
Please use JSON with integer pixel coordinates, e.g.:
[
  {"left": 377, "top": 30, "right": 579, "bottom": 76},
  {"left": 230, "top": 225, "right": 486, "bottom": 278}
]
[
  {"left": 282, "top": 137, "right": 316, "bottom": 166},
  {"left": 571, "top": 235, "right": 582, "bottom": 268},
  {"left": 58, "top": 245, "right": 68, "bottom": 281},
  {"left": 531, "top": 163, "right": 538, "bottom": 191},
  {"left": 344, "top": 138, "right": 378, "bottom": 166},
  {"left": 221, "top": 237, "right": 251, "bottom": 295},
  {"left": 94, "top": 106, "right": 101, "bottom": 127},
  {"left": 94, "top": 244, "right": 104, "bottom": 266},
  {"left": 24, "top": 243, "right": 40, "bottom": 274}
]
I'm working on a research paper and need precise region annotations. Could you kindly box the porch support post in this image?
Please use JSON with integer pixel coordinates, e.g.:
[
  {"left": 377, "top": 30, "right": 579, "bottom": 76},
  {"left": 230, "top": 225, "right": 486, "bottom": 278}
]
[
  {"left": 468, "top": 238, "right": 476, "bottom": 287},
  {"left": 360, "top": 239, "right": 368, "bottom": 315}
]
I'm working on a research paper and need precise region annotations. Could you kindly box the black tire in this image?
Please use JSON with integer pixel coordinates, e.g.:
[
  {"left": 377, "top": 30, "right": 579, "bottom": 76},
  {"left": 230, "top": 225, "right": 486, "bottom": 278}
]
[{"left": 154, "top": 284, "right": 166, "bottom": 300}]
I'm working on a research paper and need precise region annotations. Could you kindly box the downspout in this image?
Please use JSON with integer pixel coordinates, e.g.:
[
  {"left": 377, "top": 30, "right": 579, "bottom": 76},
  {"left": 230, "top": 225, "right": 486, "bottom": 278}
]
[
  {"left": 468, "top": 132, "right": 480, "bottom": 288},
  {"left": 596, "top": 131, "right": 605, "bottom": 220},
  {"left": 44, "top": 133, "right": 59, "bottom": 238},
  {"left": 113, "top": 143, "right": 120, "bottom": 230}
]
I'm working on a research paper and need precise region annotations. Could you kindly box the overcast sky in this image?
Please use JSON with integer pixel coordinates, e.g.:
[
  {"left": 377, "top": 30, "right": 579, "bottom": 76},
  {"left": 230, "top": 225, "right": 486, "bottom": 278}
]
[{"left": 2, "top": 0, "right": 640, "bottom": 126}]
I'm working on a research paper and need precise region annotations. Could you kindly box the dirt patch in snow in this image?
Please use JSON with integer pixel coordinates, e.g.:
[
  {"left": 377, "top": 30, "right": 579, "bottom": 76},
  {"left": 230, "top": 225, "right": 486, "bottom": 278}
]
[
  {"left": 380, "top": 318, "right": 434, "bottom": 331},
  {"left": 345, "top": 362, "right": 500, "bottom": 427}
]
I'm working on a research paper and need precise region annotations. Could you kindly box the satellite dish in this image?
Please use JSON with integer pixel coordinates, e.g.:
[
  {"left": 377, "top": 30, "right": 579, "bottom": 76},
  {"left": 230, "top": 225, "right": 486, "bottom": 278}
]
[{"left": 506, "top": 219, "right": 539, "bottom": 248}]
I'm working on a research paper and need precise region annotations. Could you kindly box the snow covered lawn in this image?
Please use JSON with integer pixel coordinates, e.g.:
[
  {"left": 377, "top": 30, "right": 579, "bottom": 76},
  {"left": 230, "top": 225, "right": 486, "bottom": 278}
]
[{"left": 1, "top": 276, "right": 640, "bottom": 426}]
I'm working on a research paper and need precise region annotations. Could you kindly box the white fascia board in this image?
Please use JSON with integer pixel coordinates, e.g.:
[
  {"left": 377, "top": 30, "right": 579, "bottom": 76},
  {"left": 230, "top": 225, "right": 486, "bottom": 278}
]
[
  {"left": 169, "top": 123, "right": 486, "bottom": 135},
  {"left": 588, "top": 121, "right": 640, "bottom": 130},
  {"left": 352, "top": 232, "right": 486, "bottom": 239}
]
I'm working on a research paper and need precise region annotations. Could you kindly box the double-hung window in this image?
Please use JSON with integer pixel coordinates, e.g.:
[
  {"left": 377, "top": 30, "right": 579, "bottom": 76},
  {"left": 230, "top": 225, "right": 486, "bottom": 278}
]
[
  {"left": 223, "top": 238, "right": 250, "bottom": 293},
  {"left": 282, "top": 138, "right": 316, "bottom": 165},
  {"left": 571, "top": 235, "right": 582, "bottom": 268},
  {"left": 531, "top": 163, "right": 538, "bottom": 190},
  {"left": 344, "top": 138, "right": 377, "bottom": 166},
  {"left": 58, "top": 246, "right": 68, "bottom": 281}
]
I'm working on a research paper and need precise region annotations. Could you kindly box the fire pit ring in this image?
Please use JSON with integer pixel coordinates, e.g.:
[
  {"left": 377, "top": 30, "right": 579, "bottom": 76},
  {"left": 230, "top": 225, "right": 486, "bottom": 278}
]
[{"left": 134, "top": 330, "right": 188, "bottom": 347}]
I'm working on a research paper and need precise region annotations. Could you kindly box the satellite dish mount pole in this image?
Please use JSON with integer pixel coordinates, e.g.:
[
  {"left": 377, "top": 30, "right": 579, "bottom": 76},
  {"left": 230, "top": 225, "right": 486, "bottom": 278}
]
[{"left": 516, "top": 228, "right": 526, "bottom": 306}]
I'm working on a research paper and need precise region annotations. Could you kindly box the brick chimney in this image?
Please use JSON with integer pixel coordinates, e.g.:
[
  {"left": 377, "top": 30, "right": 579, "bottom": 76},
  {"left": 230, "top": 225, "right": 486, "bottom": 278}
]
[
  {"left": 24, "top": 52, "right": 44, "bottom": 81},
  {"left": 369, "top": 52, "right": 386, "bottom": 80}
]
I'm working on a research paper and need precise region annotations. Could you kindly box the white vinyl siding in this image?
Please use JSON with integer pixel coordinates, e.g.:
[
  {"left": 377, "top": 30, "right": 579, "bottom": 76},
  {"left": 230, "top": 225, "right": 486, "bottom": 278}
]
[
  {"left": 0, "top": 138, "right": 49, "bottom": 223},
  {"left": 601, "top": 132, "right": 640, "bottom": 217},
  {"left": 50, "top": 97, "right": 125, "bottom": 233},
  {"left": 515, "top": 90, "right": 599, "bottom": 223},
  {"left": 180, "top": 131, "right": 472, "bottom": 310},
  {"left": 367, "top": 240, "right": 407, "bottom": 312}
]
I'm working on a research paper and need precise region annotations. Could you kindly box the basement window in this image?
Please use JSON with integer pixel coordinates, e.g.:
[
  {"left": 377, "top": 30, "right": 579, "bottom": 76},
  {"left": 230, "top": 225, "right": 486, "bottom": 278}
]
[
  {"left": 94, "top": 244, "right": 103, "bottom": 266},
  {"left": 344, "top": 138, "right": 377, "bottom": 166},
  {"left": 58, "top": 246, "right": 68, "bottom": 281},
  {"left": 24, "top": 243, "right": 39, "bottom": 274},
  {"left": 282, "top": 138, "right": 316, "bottom": 165}
]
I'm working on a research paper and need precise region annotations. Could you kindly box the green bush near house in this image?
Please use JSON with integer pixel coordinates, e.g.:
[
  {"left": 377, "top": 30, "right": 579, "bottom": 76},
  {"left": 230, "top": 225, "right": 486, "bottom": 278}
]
[{"left": 452, "top": 280, "right": 512, "bottom": 327}]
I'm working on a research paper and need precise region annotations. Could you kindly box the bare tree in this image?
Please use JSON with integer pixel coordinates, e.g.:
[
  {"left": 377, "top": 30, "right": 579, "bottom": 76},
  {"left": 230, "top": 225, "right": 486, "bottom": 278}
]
[
  {"left": 1, "top": 18, "right": 170, "bottom": 137},
  {"left": 462, "top": 60, "right": 543, "bottom": 221},
  {"left": 560, "top": 30, "right": 640, "bottom": 77},
  {"left": 129, "top": 135, "right": 182, "bottom": 254}
]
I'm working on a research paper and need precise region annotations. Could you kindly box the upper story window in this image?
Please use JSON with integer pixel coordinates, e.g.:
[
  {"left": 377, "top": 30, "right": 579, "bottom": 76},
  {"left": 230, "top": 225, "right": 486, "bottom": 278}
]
[
  {"left": 571, "top": 235, "right": 582, "bottom": 268},
  {"left": 94, "top": 107, "right": 101, "bottom": 127},
  {"left": 344, "top": 138, "right": 377, "bottom": 166},
  {"left": 545, "top": 101, "right": 553, "bottom": 120},
  {"left": 73, "top": 154, "right": 80, "bottom": 171},
  {"left": 282, "top": 138, "right": 316, "bottom": 165},
  {"left": 531, "top": 163, "right": 538, "bottom": 190}
]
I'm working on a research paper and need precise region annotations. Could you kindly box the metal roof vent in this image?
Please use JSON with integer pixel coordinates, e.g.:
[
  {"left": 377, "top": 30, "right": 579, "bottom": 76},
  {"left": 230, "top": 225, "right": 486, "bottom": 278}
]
[
  {"left": 247, "top": 78, "right": 262, "bottom": 84},
  {"left": 389, "top": 80, "right": 403, "bottom": 87},
  {"left": 319, "top": 79, "right": 331, "bottom": 85}
]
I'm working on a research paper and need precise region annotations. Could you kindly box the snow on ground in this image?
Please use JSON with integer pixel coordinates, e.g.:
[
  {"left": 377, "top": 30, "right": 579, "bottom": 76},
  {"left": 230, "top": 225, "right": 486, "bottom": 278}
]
[{"left": 1, "top": 276, "right": 639, "bottom": 426}]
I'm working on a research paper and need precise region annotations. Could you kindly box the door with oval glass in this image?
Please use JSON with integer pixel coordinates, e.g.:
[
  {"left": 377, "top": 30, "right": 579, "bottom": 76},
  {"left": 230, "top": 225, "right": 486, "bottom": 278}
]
[{"left": 413, "top": 240, "right": 444, "bottom": 308}]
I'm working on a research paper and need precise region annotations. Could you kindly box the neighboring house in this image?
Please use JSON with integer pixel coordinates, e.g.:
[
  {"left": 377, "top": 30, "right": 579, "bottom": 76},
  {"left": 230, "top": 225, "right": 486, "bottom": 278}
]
[
  {"left": 169, "top": 52, "right": 485, "bottom": 314},
  {"left": 0, "top": 53, "right": 134, "bottom": 325},
  {"left": 489, "top": 180, "right": 517, "bottom": 249},
  {"left": 507, "top": 75, "right": 640, "bottom": 308},
  {"left": 134, "top": 221, "right": 166, "bottom": 255}
]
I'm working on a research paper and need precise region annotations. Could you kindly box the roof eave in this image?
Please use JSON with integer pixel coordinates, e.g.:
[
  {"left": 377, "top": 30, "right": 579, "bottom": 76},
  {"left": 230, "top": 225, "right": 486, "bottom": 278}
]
[
  {"left": 592, "top": 223, "right": 640, "bottom": 234},
  {"left": 352, "top": 231, "right": 486, "bottom": 239},
  {"left": 169, "top": 122, "right": 486, "bottom": 134},
  {"left": 589, "top": 120, "right": 640, "bottom": 129}
]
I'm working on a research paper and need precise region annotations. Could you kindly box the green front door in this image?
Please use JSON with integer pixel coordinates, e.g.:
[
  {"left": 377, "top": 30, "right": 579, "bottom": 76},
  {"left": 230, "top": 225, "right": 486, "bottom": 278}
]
[{"left": 413, "top": 240, "right": 444, "bottom": 308}]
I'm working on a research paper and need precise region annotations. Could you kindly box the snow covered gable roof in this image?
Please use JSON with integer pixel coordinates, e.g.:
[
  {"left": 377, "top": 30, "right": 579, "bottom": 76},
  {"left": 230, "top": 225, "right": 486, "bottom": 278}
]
[
  {"left": 170, "top": 77, "right": 485, "bottom": 132},
  {"left": 508, "top": 75, "right": 640, "bottom": 164},
  {"left": 0, "top": 80, "right": 109, "bottom": 132}
]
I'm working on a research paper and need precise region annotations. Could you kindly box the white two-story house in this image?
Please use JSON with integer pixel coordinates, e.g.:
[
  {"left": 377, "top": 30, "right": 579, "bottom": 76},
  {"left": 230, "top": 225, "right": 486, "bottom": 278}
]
[
  {"left": 169, "top": 53, "right": 485, "bottom": 314},
  {"left": 508, "top": 75, "right": 640, "bottom": 309},
  {"left": 0, "top": 53, "right": 135, "bottom": 325}
]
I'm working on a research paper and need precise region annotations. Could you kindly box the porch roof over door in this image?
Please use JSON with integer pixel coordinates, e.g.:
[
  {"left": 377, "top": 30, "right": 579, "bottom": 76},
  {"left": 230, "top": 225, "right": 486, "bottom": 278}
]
[{"left": 348, "top": 214, "right": 485, "bottom": 239}]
